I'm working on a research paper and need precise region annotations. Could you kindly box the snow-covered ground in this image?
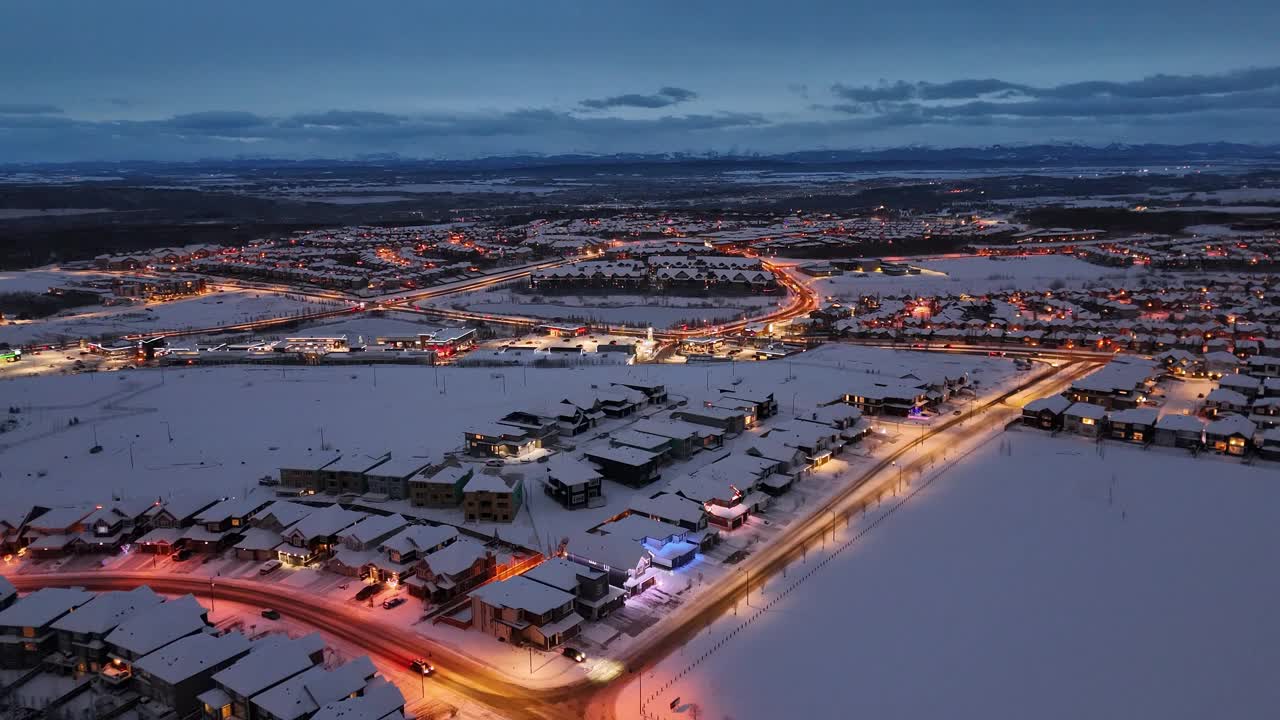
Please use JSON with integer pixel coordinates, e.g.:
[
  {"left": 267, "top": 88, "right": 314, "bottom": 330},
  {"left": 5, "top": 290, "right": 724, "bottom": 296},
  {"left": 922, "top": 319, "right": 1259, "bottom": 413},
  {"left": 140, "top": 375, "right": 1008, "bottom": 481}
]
[
  {"left": 1, "top": 288, "right": 336, "bottom": 346},
  {"left": 615, "top": 431, "right": 1280, "bottom": 720},
  {"left": 809, "top": 255, "right": 1144, "bottom": 299},
  {"left": 424, "top": 289, "right": 781, "bottom": 328}
]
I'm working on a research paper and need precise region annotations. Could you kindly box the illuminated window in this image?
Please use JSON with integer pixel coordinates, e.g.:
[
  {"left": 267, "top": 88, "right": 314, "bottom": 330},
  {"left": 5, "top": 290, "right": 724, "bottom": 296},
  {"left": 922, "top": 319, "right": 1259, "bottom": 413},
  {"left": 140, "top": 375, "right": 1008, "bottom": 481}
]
[{"left": 1080, "top": 417, "right": 1095, "bottom": 426}]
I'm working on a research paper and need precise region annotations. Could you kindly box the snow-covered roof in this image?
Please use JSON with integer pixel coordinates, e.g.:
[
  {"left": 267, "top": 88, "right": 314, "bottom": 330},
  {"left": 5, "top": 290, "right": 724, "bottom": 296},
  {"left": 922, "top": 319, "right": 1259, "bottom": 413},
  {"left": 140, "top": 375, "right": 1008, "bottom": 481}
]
[
  {"left": 1109, "top": 407, "right": 1159, "bottom": 425},
  {"left": 287, "top": 505, "right": 365, "bottom": 541},
  {"left": 413, "top": 464, "right": 471, "bottom": 486},
  {"left": 338, "top": 514, "right": 408, "bottom": 546},
  {"left": 585, "top": 444, "right": 663, "bottom": 467},
  {"left": 27, "top": 505, "right": 94, "bottom": 531},
  {"left": 105, "top": 595, "right": 208, "bottom": 656},
  {"left": 253, "top": 501, "right": 314, "bottom": 530},
  {"left": 463, "top": 472, "right": 517, "bottom": 494},
  {"left": 419, "top": 537, "right": 489, "bottom": 576},
  {"left": 523, "top": 557, "right": 604, "bottom": 593},
  {"left": 252, "top": 657, "right": 377, "bottom": 720},
  {"left": 1065, "top": 402, "right": 1108, "bottom": 420},
  {"left": 233, "top": 528, "right": 283, "bottom": 552},
  {"left": 50, "top": 587, "right": 162, "bottom": 635},
  {"left": 0, "top": 576, "right": 15, "bottom": 605},
  {"left": 470, "top": 575, "right": 575, "bottom": 616},
  {"left": 1206, "top": 387, "right": 1249, "bottom": 406},
  {"left": 567, "top": 531, "right": 649, "bottom": 573},
  {"left": 379, "top": 524, "right": 458, "bottom": 556},
  {"left": 1156, "top": 414, "right": 1205, "bottom": 432},
  {"left": 544, "top": 455, "right": 603, "bottom": 487},
  {"left": 609, "top": 429, "right": 672, "bottom": 451},
  {"left": 1023, "top": 395, "right": 1073, "bottom": 415},
  {"left": 1206, "top": 414, "right": 1257, "bottom": 438},
  {"left": 310, "top": 678, "right": 404, "bottom": 720},
  {"left": 133, "top": 631, "right": 252, "bottom": 685},
  {"left": 601, "top": 513, "right": 687, "bottom": 543},
  {"left": 628, "top": 493, "right": 705, "bottom": 526},
  {"left": 364, "top": 454, "right": 432, "bottom": 479},
  {"left": 213, "top": 633, "right": 323, "bottom": 698},
  {"left": 0, "top": 587, "right": 93, "bottom": 628}
]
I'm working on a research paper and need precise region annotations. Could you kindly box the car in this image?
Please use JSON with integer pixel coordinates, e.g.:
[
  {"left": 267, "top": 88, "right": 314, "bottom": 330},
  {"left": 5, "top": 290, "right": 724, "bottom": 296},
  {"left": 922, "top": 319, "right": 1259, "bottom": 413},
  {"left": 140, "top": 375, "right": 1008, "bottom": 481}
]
[
  {"left": 258, "top": 560, "right": 282, "bottom": 575},
  {"left": 562, "top": 647, "right": 586, "bottom": 663},
  {"left": 261, "top": 608, "right": 281, "bottom": 620},
  {"left": 410, "top": 658, "right": 435, "bottom": 676},
  {"left": 953, "top": 410, "right": 963, "bottom": 415},
  {"left": 173, "top": 549, "right": 193, "bottom": 562},
  {"left": 382, "top": 596, "right": 407, "bottom": 610}
]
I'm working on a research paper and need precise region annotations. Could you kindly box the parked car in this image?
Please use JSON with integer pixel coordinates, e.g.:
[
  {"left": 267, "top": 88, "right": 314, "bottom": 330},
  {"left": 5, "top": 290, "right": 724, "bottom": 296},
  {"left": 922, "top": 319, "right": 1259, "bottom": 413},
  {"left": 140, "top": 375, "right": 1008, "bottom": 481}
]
[
  {"left": 354, "top": 583, "right": 384, "bottom": 602},
  {"left": 382, "top": 596, "right": 407, "bottom": 610},
  {"left": 173, "top": 549, "right": 193, "bottom": 562},
  {"left": 410, "top": 658, "right": 435, "bottom": 676},
  {"left": 261, "top": 608, "right": 281, "bottom": 620},
  {"left": 562, "top": 647, "right": 586, "bottom": 663},
  {"left": 258, "top": 560, "right": 282, "bottom": 575}
]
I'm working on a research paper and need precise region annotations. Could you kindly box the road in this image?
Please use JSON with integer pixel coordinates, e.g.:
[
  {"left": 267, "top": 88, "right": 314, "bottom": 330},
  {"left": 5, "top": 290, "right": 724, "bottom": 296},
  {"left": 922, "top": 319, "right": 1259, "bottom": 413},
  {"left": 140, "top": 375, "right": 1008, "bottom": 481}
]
[{"left": 8, "top": 358, "right": 1097, "bottom": 720}]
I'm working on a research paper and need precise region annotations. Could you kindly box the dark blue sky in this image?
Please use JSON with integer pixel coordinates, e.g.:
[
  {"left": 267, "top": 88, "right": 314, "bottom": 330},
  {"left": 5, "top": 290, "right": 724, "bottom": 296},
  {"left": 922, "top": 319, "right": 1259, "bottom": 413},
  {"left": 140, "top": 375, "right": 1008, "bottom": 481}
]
[{"left": 2, "top": 0, "right": 1278, "bottom": 161}]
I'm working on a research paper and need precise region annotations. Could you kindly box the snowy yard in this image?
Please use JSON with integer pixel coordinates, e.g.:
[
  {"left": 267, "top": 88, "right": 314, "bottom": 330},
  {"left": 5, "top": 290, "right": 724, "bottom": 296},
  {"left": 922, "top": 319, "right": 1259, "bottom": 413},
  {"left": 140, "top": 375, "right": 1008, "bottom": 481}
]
[{"left": 617, "top": 432, "right": 1280, "bottom": 720}]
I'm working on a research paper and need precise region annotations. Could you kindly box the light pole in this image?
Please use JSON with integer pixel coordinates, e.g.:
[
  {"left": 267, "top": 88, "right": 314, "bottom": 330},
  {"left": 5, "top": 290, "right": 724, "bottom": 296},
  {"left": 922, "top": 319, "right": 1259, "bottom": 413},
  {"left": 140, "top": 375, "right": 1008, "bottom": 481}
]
[{"left": 163, "top": 421, "right": 173, "bottom": 443}]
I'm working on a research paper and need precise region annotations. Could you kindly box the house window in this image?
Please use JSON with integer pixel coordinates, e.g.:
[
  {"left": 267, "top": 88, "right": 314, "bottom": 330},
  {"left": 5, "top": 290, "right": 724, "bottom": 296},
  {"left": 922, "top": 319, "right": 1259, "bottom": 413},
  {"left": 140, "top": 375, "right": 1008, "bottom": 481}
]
[
  {"left": 22, "top": 627, "right": 35, "bottom": 638},
  {"left": 1132, "top": 432, "right": 1144, "bottom": 442},
  {"left": 1081, "top": 417, "right": 1095, "bottom": 426}
]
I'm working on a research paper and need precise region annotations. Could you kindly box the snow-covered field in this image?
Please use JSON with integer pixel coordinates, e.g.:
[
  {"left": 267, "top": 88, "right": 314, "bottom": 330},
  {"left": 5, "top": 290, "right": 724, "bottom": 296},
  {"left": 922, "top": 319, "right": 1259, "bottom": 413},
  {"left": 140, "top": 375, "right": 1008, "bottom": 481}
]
[
  {"left": 424, "top": 289, "right": 781, "bottom": 328},
  {"left": 618, "top": 432, "right": 1280, "bottom": 720},
  {"left": 0, "top": 289, "right": 335, "bottom": 346},
  {"left": 810, "top": 255, "right": 1144, "bottom": 298}
]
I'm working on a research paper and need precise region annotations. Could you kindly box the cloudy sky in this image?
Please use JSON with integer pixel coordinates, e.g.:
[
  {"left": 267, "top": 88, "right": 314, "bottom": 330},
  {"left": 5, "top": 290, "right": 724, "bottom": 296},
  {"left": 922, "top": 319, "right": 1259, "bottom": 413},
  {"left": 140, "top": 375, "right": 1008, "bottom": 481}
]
[{"left": 2, "top": 0, "right": 1278, "bottom": 162}]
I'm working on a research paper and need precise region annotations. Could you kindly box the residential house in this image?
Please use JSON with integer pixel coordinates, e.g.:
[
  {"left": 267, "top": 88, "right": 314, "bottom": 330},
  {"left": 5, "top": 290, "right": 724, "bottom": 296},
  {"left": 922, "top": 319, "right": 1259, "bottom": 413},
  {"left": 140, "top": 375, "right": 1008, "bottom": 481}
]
[
  {"left": 669, "top": 473, "right": 750, "bottom": 530},
  {"left": 1218, "top": 373, "right": 1263, "bottom": 399},
  {"left": 584, "top": 445, "right": 663, "bottom": 486},
  {"left": 464, "top": 422, "right": 540, "bottom": 458},
  {"left": 839, "top": 379, "right": 929, "bottom": 417},
  {"left": 50, "top": 586, "right": 162, "bottom": 674},
  {"left": 0, "top": 587, "right": 94, "bottom": 669},
  {"left": 1063, "top": 403, "right": 1107, "bottom": 438},
  {"left": 470, "top": 576, "right": 582, "bottom": 650},
  {"left": 611, "top": 380, "right": 668, "bottom": 405},
  {"left": 565, "top": 531, "right": 657, "bottom": 595},
  {"left": 1108, "top": 407, "right": 1158, "bottom": 443},
  {"left": 105, "top": 595, "right": 210, "bottom": 672},
  {"left": 541, "top": 456, "right": 604, "bottom": 510},
  {"left": 628, "top": 493, "right": 707, "bottom": 531},
  {"left": 1065, "top": 359, "right": 1155, "bottom": 410},
  {"left": 251, "top": 501, "right": 314, "bottom": 534},
  {"left": 497, "top": 411, "right": 561, "bottom": 447},
  {"left": 320, "top": 454, "right": 391, "bottom": 496},
  {"left": 599, "top": 514, "right": 701, "bottom": 570},
  {"left": 717, "top": 386, "right": 778, "bottom": 418},
  {"left": 277, "top": 505, "right": 365, "bottom": 566},
  {"left": 203, "top": 633, "right": 325, "bottom": 720},
  {"left": 134, "top": 631, "right": 254, "bottom": 718},
  {"left": 1206, "top": 414, "right": 1256, "bottom": 456},
  {"left": 22, "top": 505, "right": 96, "bottom": 558},
  {"left": 1021, "top": 395, "right": 1072, "bottom": 430},
  {"left": 147, "top": 493, "right": 222, "bottom": 530},
  {"left": 609, "top": 429, "right": 675, "bottom": 461},
  {"left": 362, "top": 455, "right": 432, "bottom": 500},
  {"left": 523, "top": 557, "right": 626, "bottom": 621},
  {"left": 409, "top": 464, "right": 473, "bottom": 507},
  {"left": 406, "top": 537, "right": 497, "bottom": 603},
  {"left": 1258, "top": 427, "right": 1280, "bottom": 460},
  {"left": 463, "top": 471, "right": 524, "bottom": 523},
  {"left": 308, "top": 678, "right": 405, "bottom": 720},
  {"left": 374, "top": 524, "right": 459, "bottom": 584},
  {"left": 234, "top": 528, "right": 285, "bottom": 562},
  {"left": 631, "top": 418, "right": 723, "bottom": 456},
  {"left": 1154, "top": 413, "right": 1205, "bottom": 448},
  {"left": 1205, "top": 387, "right": 1251, "bottom": 417},
  {"left": 278, "top": 453, "right": 342, "bottom": 495},
  {"left": 231, "top": 656, "right": 380, "bottom": 720},
  {"left": 328, "top": 515, "right": 410, "bottom": 577},
  {"left": 671, "top": 405, "right": 748, "bottom": 435}
]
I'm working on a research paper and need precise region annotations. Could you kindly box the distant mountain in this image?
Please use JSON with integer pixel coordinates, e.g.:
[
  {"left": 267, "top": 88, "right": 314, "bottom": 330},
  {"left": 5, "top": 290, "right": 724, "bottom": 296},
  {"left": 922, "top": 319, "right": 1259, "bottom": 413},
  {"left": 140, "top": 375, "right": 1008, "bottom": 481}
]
[{"left": 5, "top": 142, "right": 1279, "bottom": 175}]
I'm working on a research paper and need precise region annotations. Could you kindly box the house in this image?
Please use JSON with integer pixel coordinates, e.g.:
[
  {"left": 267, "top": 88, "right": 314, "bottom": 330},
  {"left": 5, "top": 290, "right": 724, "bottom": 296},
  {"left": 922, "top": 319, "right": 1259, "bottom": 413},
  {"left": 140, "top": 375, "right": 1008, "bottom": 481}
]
[
  {"left": 194, "top": 493, "right": 274, "bottom": 534},
  {"left": 1217, "top": 373, "right": 1262, "bottom": 399},
  {"left": 611, "top": 380, "right": 668, "bottom": 405},
  {"left": 704, "top": 453, "right": 794, "bottom": 497},
  {"left": 462, "top": 471, "right": 524, "bottom": 523},
  {"left": 135, "top": 527, "right": 184, "bottom": 555},
  {"left": 628, "top": 493, "right": 707, "bottom": 531},
  {"left": 1258, "top": 427, "right": 1280, "bottom": 460},
  {"left": 609, "top": 429, "right": 675, "bottom": 460},
  {"left": 631, "top": 418, "right": 723, "bottom": 455},
  {"left": 523, "top": 557, "right": 626, "bottom": 621},
  {"left": 50, "top": 586, "right": 163, "bottom": 675},
  {"left": 406, "top": 538, "right": 497, "bottom": 603},
  {"left": 1021, "top": 395, "right": 1072, "bottom": 430},
  {"left": 0, "top": 587, "right": 94, "bottom": 668},
  {"left": 541, "top": 456, "right": 604, "bottom": 510},
  {"left": 596, "top": 388, "right": 648, "bottom": 418},
  {"left": 599, "top": 514, "right": 701, "bottom": 570},
  {"left": 669, "top": 473, "right": 750, "bottom": 530},
  {"left": 148, "top": 493, "right": 222, "bottom": 530},
  {"left": 319, "top": 454, "right": 392, "bottom": 495},
  {"left": 764, "top": 420, "right": 840, "bottom": 465},
  {"left": 229, "top": 655, "right": 381, "bottom": 720},
  {"left": 1108, "top": 407, "right": 1158, "bottom": 443},
  {"left": 277, "top": 505, "right": 365, "bottom": 566},
  {"left": 465, "top": 422, "right": 540, "bottom": 457},
  {"left": 309, "top": 677, "right": 405, "bottom": 720},
  {"left": 1063, "top": 402, "right": 1107, "bottom": 438},
  {"left": 251, "top": 501, "right": 314, "bottom": 534},
  {"left": 1245, "top": 354, "right": 1280, "bottom": 379},
  {"left": 718, "top": 386, "right": 778, "bottom": 419},
  {"left": 470, "top": 576, "right": 583, "bottom": 650},
  {"left": 328, "top": 515, "right": 410, "bottom": 577},
  {"left": 497, "top": 411, "right": 561, "bottom": 447},
  {"left": 584, "top": 445, "right": 663, "bottom": 486},
  {"left": 1205, "top": 414, "right": 1255, "bottom": 456},
  {"left": 1154, "top": 413, "right": 1205, "bottom": 448},
  {"left": 1203, "top": 350, "right": 1244, "bottom": 377},
  {"left": 204, "top": 633, "right": 325, "bottom": 720},
  {"left": 566, "top": 531, "right": 658, "bottom": 595},
  {"left": 134, "top": 631, "right": 254, "bottom": 718},
  {"left": 362, "top": 454, "right": 432, "bottom": 500},
  {"left": 741, "top": 437, "right": 808, "bottom": 474},
  {"left": 105, "top": 595, "right": 210, "bottom": 668},
  {"left": 234, "top": 528, "right": 285, "bottom": 562},
  {"left": 409, "top": 464, "right": 473, "bottom": 507},
  {"left": 1205, "top": 387, "right": 1251, "bottom": 416},
  {"left": 839, "top": 379, "right": 929, "bottom": 417},
  {"left": 278, "top": 453, "right": 342, "bottom": 495},
  {"left": 671, "top": 406, "right": 748, "bottom": 434},
  {"left": 1066, "top": 360, "right": 1155, "bottom": 409}
]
